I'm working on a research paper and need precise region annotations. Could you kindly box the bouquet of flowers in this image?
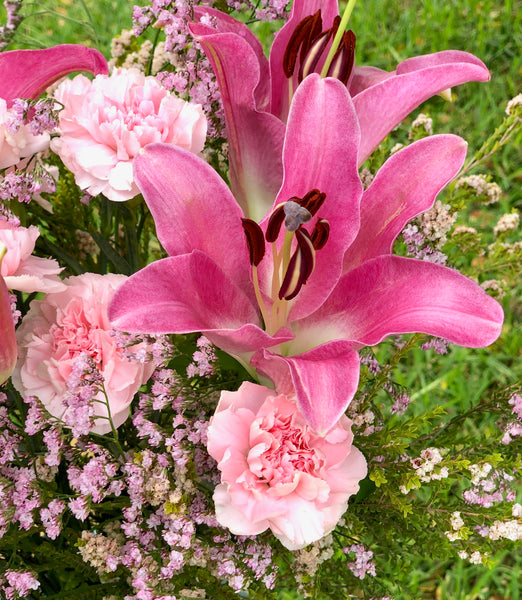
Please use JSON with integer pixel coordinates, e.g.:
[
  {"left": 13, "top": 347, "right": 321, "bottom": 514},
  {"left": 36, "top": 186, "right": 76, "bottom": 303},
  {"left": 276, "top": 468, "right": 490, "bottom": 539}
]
[{"left": 0, "top": 0, "right": 520, "bottom": 598}]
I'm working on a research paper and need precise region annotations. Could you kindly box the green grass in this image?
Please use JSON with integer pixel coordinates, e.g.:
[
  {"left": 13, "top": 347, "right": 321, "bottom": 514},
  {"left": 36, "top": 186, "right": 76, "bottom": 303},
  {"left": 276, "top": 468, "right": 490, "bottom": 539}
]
[{"left": 1, "top": 0, "right": 134, "bottom": 54}]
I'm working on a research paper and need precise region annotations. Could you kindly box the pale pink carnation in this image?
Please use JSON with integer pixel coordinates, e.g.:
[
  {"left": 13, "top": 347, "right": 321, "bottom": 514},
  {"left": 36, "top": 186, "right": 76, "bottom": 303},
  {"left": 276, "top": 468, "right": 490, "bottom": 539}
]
[
  {"left": 0, "top": 98, "right": 50, "bottom": 169},
  {"left": 51, "top": 67, "right": 207, "bottom": 201},
  {"left": 207, "top": 381, "right": 367, "bottom": 550},
  {"left": 12, "top": 273, "right": 154, "bottom": 433},
  {"left": 0, "top": 220, "right": 64, "bottom": 293}
]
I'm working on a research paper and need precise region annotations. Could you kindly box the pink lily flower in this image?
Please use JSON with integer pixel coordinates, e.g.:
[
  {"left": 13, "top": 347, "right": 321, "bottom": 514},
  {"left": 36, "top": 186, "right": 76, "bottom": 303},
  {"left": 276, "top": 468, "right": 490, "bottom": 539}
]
[
  {"left": 0, "top": 44, "right": 108, "bottom": 106},
  {"left": 189, "top": 0, "right": 490, "bottom": 219},
  {"left": 109, "top": 75, "right": 503, "bottom": 434},
  {"left": 0, "top": 244, "right": 16, "bottom": 385}
]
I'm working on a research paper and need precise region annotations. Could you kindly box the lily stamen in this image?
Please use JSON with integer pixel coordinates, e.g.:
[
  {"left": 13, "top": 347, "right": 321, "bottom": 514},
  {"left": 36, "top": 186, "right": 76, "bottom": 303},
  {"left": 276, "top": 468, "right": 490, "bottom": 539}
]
[
  {"left": 282, "top": 8, "right": 356, "bottom": 86},
  {"left": 242, "top": 191, "right": 329, "bottom": 335},
  {"left": 242, "top": 218, "right": 270, "bottom": 329}
]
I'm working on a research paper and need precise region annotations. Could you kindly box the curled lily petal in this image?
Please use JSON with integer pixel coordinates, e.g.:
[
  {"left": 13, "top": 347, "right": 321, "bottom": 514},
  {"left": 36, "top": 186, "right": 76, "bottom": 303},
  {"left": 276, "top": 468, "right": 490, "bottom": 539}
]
[
  {"left": 252, "top": 341, "right": 360, "bottom": 435},
  {"left": 108, "top": 251, "right": 292, "bottom": 357},
  {"left": 0, "top": 45, "right": 108, "bottom": 105},
  {"left": 109, "top": 251, "right": 260, "bottom": 335},
  {"left": 344, "top": 134, "right": 467, "bottom": 271},
  {"left": 134, "top": 143, "right": 252, "bottom": 294},
  {"left": 354, "top": 50, "right": 490, "bottom": 165},
  {"left": 295, "top": 255, "right": 504, "bottom": 352},
  {"left": 190, "top": 13, "right": 285, "bottom": 220}
]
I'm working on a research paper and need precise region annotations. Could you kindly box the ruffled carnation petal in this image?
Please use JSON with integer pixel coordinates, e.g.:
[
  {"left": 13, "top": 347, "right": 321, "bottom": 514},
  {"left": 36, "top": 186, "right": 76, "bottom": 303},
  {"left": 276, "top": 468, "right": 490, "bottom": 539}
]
[
  {"left": 51, "top": 68, "right": 207, "bottom": 202},
  {"left": 0, "top": 222, "right": 65, "bottom": 293},
  {"left": 207, "top": 382, "right": 367, "bottom": 549},
  {"left": 12, "top": 273, "right": 154, "bottom": 434}
]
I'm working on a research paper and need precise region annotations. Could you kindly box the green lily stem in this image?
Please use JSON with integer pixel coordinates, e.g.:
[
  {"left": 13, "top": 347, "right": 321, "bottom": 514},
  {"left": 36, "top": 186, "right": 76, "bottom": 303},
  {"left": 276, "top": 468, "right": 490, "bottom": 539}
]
[{"left": 320, "top": 0, "right": 358, "bottom": 78}]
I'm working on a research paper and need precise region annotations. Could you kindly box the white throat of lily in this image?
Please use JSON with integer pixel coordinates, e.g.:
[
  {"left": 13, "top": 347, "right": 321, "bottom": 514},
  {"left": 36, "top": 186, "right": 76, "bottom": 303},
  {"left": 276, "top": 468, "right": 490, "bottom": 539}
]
[{"left": 242, "top": 189, "right": 329, "bottom": 337}]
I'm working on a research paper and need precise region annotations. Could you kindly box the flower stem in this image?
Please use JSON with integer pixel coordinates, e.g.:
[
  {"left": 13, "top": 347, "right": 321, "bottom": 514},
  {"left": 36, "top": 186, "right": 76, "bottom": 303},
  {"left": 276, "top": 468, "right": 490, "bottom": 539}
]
[{"left": 320, "top": 0, "right": 358, "bottom": 78}]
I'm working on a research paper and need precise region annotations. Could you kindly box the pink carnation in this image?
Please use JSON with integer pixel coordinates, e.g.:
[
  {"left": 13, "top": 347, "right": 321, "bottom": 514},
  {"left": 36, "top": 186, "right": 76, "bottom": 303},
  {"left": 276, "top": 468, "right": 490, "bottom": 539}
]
[
  {"left": 0, "top": 220, "right": 64, "bottom": 293},
  {"left": 12, "top": 273, "right": 154, "bottom": 433},
  {"left": 51, "top": 68, "right": 207, "bottom": 201},
  {"left": 0, "top": 98, "right": 49, "bottom": 169},
  {"left": 207, "top": 381, "right": 367, "bottom": 550}
]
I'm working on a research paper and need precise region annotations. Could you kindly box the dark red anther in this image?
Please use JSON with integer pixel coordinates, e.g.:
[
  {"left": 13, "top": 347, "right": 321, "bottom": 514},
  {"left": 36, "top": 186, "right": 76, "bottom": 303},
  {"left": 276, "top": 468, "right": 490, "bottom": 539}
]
[
  {"left": 283, "top": 11, "right": 356, "bottom": 85},
  {"left": 278, "top": 228, "right": 316, "bottom": 301},
  {"left": 298, "top": 29, "right": 331, "bottom": 83},
  {"left": 326, "top": 30, "right": 356, "bottom": 85},
  {"left": 282, "top": 10, "right": 323, "bottom": 78},
  {"left": 311, "top": 218, "right": 330, "bottom": 250},
  {"left": 242, "top": 218, "right": 265, "bottom": 266},
  {"left": 298, "top": 189, "right": 327, "bottom": 216},
  {"left": 265, "top": 205, "right": 286, "bottom": 243}
]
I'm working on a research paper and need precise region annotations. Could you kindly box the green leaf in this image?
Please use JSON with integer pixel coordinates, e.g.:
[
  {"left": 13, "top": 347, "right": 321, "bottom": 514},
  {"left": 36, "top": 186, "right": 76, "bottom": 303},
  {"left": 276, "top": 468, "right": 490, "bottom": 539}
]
[
  {"left": 369, "top": 468, "right": 388, "bottom": 488},
  {"left": 90, "top": 231, "right": 131, "bottom": 275}
]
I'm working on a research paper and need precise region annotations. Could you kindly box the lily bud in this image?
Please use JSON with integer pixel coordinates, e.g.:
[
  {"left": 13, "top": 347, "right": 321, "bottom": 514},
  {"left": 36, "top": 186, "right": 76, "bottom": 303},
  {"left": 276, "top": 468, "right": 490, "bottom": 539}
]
[{"left": 0, "top": 244, "right": 17, "bottom": 385}]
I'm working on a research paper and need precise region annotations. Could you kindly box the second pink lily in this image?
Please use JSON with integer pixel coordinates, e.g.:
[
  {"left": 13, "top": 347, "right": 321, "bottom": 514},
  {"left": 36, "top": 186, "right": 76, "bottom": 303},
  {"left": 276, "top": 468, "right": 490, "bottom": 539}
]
[{"left": 190, "top": 0, "right": 490, "bottom": 220}]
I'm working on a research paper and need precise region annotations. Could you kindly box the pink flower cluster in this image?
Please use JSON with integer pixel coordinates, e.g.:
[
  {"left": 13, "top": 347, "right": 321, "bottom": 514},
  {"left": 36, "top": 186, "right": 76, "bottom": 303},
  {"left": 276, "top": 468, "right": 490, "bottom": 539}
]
[
  {"left": 12, "top": 273, "right": 154, "bottom": 433},
  {"left": 1, "top": 570, "right": 40, "bottom": 599},
  {"left": 51, "top": 68, "right": 207, "bottom": 201},
  {"left": 0, "top": 98, "right": 50, "bottom": 169},
  {"left": 502, "top": 392, "right": 522, "bottom": 444},
  {"left": 207, "top": 382, "right": 367, "bottom": 549}
]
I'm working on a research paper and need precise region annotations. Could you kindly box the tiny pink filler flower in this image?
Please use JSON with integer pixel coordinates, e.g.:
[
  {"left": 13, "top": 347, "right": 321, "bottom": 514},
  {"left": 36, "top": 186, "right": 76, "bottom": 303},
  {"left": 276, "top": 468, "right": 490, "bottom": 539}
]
[
  {"left": 51, "top": 68, "right": 207, "bottom": 201},
  {"left": 207, "top": 381, "right": 367, "bottom": 550}
]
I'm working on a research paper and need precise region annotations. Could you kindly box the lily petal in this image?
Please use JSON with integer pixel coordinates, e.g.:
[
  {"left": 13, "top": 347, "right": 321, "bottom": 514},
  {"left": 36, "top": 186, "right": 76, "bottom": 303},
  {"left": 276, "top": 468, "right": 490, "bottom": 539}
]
[
  {"left": 109, "top": 251, "right": 291, "bottom": 357},
  {"left": 190, "top": 15, "right": 285, "bottom": 220},
  {"left": 251, "top": 341, "right": 360, "bottom": 434},
  {"left": 354, "top": 50, "right": 490, "bottom": 165},
  {"left": 296, "top": 255, "right": 504, "bottom": 351},
  {"left": 265, "top": 74, "right": 362, "bottom": 320},
  {"left": 134, "top": 143, "right": 252, "bottom": 293},
  {"left": 109, "top": 250, "right": 258, "bottom": 332},
  {"left": 343, "top": 134, "right": 467, "bottom": 271},
  {"left": 349, "top": 65, "right": 395, "bottom": 96},
  {"left": 192, "top": 7, "right": 271, "bottom": 110},
  {"left": 0, "top": 45, "right": 108, "bottom": 105}
]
